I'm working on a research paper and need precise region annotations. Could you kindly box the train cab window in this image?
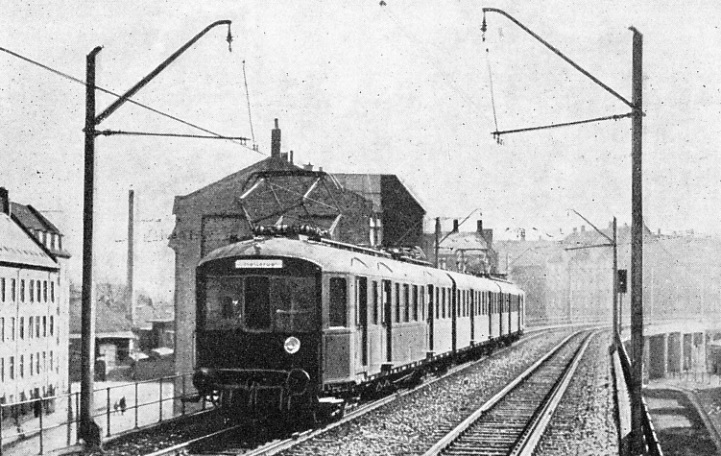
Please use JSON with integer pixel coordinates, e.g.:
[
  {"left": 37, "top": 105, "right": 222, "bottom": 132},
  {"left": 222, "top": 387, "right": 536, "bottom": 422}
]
[
  {"left": 329, "top": 277, "right": 347, "bottom": 327},
  {"left": 245, "top": 276, "right": 270, "bottom": 329},
  {"left": 403, "top": 284, "right": 410, "bottom": 322}
]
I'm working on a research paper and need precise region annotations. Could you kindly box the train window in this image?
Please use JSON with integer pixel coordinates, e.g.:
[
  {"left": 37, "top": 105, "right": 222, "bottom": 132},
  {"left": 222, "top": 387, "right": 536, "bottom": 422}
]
[
  {"left": 441, "top": 288, "right": 446, "bottom": 319},
  {"left": 329, "top": 277, "right": 347, "bottom": 327},
  {"left": 245, "top": 276, "right": 271, "bottom": 329},
  {"left": 372, "top": 281, "right": 379, "bottom": 325},
  {"left": 412, "top": 285, "right": 419, "bottom": 321},
  {"left": 395, "top": 283, "right": 401, "bottom": 323},
  {"left": 403, "top": 285, "right": 410, "bottom": 322}
]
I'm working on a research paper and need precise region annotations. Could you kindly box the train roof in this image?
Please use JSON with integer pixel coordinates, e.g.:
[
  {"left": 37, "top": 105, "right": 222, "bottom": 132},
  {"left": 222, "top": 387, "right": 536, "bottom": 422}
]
[{"left": 200, "top": 236, "right": 522, "bottom": 294}]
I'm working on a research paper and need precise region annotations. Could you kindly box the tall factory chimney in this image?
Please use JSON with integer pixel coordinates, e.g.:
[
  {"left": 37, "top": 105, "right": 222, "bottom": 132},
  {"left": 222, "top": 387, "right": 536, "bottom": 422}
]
[
  {"left": 271, "top": 118, "right": 281, "bottom": 159},
  {"left": 127, "top": 189, "right": 135, "bottom": 326}
]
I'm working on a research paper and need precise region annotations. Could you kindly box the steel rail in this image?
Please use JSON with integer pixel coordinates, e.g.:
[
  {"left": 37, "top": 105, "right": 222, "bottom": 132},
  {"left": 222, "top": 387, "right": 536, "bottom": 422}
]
[
  {"left": 140, "top": 331, "right": 557, "bottom": 456},
  {"left": 421, "top": 330, "right": 588, "bottom": 456},
  {"left": 511, "top": 331, "right": 596, "bottom": 455}
]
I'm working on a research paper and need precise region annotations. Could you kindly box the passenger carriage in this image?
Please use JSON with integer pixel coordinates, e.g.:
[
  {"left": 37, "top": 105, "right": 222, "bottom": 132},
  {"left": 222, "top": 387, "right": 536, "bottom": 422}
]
[{"left": 192, "top": 230, "right": 524, "bottom": 422}]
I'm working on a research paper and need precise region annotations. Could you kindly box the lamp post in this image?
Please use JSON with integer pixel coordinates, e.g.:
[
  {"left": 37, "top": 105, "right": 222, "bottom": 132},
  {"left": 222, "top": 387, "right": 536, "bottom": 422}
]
[
  {"left": 79, "top": 20, "right": 232, "bottom": 448},
  {"left": 481, "top": 9, "right": 644, "bottom": 453}
]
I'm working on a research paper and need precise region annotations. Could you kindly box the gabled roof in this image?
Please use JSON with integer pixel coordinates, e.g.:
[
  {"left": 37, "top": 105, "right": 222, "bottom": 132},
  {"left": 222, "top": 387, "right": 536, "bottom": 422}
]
[
  {"left": 438, "top": 230, "right": 490, "bottom": 251},
  {"left": 11, "top": 203, "right": 61, "bottom": 234},
  {"left": 173, "top": 156, "right": 298, "bottom": 212},
  {"left": 331, "top": 174, "right": 427, "bottom": 215},
  {"left": 0, "top": 213, "right": 58, "bottom": 270},
  {"left": 69, "top": 286, "right": 133, "bottom": 336}
]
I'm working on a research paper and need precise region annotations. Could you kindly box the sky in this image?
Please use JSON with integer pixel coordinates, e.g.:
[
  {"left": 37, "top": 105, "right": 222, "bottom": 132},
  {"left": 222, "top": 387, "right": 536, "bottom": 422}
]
[{"left": 2, "top": 1, "right": 720, "bottom": 299}]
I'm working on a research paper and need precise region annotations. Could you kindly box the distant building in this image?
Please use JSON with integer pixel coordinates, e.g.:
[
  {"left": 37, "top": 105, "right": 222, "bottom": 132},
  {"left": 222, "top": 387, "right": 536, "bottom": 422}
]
[
  {"left": 68, "top": 283, "right": 135, "bottom": 380},
  {"left": 331, "top": 174, "right": 426, "bottom": 249},
  {"left": 0, "top": 187, "right": 70, "bottom": 415},
  {"left": 422, "top": 219, "right": 498, "bottom": 275}
]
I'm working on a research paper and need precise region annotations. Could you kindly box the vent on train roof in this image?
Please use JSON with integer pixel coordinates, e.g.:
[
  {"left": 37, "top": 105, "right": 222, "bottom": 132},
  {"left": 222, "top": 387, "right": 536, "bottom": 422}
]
[{"left": 252, "top": 224, "right": 329, "bottom": 239}]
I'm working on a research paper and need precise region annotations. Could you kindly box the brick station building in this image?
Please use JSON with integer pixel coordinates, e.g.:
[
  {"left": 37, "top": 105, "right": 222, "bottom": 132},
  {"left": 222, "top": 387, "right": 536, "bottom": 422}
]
[{"left": 169, "top": 121, "right": 425, "bottom": 403}]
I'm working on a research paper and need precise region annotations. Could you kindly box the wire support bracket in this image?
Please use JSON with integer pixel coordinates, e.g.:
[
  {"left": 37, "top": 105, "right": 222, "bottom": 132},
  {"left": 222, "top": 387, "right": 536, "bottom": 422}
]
[
  {"left": 95, "top": 129, "right": 249, "bottom": 142},
  {"left": 492, "top": 112, "right": 633, "bottom": 140}
]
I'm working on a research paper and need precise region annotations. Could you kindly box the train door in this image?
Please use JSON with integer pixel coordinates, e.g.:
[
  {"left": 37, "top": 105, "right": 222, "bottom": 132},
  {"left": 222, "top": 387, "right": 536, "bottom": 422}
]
[
  {"left": 470, "top": 290, "right": 475, "bottom": 344},
  {"left": 427, "top": 285, "right": 435, "bottom": 353},
  {"left": 382, "top": 280, "right": 392, "bottom": 363},
  {"left": 356, "top": 277, "right": 368, "bottom": 367},
  {"left": 449, "top": 277, "right": 457, "bottom": 353}
]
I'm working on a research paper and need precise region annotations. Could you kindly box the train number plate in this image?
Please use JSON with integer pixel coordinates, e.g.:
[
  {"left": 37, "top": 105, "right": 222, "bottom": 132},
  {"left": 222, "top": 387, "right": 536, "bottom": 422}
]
[{"left": 234, "top": 259, "right": 283, "bottom": 269}]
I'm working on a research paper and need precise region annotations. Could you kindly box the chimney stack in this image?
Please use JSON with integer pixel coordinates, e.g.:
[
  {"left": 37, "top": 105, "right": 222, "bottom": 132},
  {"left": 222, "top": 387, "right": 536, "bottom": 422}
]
[
  {"left": 452, "top": 219, "right": 459, "bottom": 232},
  {"left": 0, "top": 187, "right": 9, "bottom": 216},
  {"left": 271, "top": 118, "right": 281, "bottom": 158}
]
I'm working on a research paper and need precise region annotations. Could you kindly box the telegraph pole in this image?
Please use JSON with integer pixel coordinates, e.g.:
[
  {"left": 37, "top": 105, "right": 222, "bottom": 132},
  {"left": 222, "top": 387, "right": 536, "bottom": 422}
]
[
  {"left": 78, "top": 20, "right": 232, "bottom": 449},
  {"left": 80, "top": 45, "right": 103, "bottom": 448},
  {"left": 630, "top": 27, "right": 645, "bottom": 454}
]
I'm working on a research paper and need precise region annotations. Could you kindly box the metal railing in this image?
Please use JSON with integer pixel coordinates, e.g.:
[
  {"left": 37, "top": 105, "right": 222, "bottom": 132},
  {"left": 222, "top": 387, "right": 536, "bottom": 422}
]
[
  {"left": 0, "top": 373, "right": 208, "bottom": 455},
  {"left": 615, "top": 333, "right": 664, "bottom": 456}
]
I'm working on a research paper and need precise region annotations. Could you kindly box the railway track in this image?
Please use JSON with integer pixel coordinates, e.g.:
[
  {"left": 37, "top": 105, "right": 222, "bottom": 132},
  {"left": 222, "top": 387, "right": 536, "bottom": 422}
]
[
  {"left": 139, "top": 330, "right": 560, "bottom": 456},
  {"left": 422, "top": 330, "right": 595, "bottom": 456}
]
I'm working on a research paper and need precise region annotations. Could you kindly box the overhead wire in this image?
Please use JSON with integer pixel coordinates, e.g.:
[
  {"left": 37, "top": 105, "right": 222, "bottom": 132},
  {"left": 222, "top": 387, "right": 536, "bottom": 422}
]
[{"left": 0, "top": 45, "right": 264, "bottom": 155}]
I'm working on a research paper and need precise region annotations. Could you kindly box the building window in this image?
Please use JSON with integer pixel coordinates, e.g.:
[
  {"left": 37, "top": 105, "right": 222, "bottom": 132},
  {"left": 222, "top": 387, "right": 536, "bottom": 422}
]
[
  {"left": 36, "top": 280, "right": 41, "bottom": 302},
  {"left": 49, "top": 316, "right": 54, "bottom": 336},
  {"left": 1, "top": 278, "right": 4, "bottom": 302},
  {"left": 35, "top": 316, "right": 40, "bottom": 338},
  {"left": 20, "top": 280, "right": 25, "bottom": 302},
  {"left": 19, "top": 355, "right": 23, "bottom": 378},
  {"left": 43, "top": 281, "right": 47, "bottom": 302},
  {"left": 29, "top": 317, "right": 33, "bottom": 339},
  {"left": 42, "top": 352, "right": 46, "bottom": 375},
  {"left": 35, "top": 353, "right": 39, "bottom": 375},
  {"left": 0, "top": 317, "right": 4, "bottom": 341},
  {"left": 19, "top": 317, "right": 24, "bottom": 339},
  {"left": 11, "top": 279, "right": 16, "bottom": 302},
  {"left": 30, "top": 354, "right": 33, "bottom": 376},
  {"left": 11, "top": 318, "right": 15, "bottom": 340},
  {"left": 50, "top": 282, "right": 54, "bottom": 302},
  {"left": 0, "top": 358, "right": 3, "bottom": 382},
  {"left": 49, "top": 352, "right": 53, "bottom": 372},
  {"left": 29, "top": 280, "right": 34, "bottom": 303},
  {"left": 43, "top": 317, "right": 47, "bottom": 337},
  {"left": 9, "top": 357, "right": 14, "bottom": 380}
]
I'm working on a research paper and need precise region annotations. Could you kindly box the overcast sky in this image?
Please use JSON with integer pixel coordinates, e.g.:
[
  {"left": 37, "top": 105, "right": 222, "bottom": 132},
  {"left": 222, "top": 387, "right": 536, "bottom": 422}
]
[{"left": 2, "top": 1, "right": 719, "bottom": 298}]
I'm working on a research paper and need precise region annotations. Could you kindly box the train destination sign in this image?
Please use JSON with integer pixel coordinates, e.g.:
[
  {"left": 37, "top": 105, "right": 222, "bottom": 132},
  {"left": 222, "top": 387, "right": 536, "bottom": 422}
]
[{"left": 235, "top": 259, "right": 283, "bottom": 269}]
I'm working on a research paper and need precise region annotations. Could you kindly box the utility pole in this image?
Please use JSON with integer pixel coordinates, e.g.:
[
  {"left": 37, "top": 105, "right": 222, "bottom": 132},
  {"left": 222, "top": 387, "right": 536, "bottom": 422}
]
[
  {"left": 630, "top": 27, "right": 645, "bottom": 455},
  {"left": 434, "top": 217, "right": 441, "bottom": 268},
  {"left": 127, "top": 189, "right": 135, "bottom": 326},
  {"left": 80, "top": 45, "right": 103, "bottom": 448},
  {"left": 79, "top": 20, "right": 232, "bottom": 449},
  {"left": 612, "top": 217, "right": 618, "bottom": 337}
]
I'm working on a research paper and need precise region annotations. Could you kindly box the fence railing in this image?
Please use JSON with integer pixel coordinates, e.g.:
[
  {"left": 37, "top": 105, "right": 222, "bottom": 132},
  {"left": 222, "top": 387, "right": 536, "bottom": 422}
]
[
  {"left": 615, "top": 333, "right": 664, "bottom": 456},
  {"left": 0, "top": 373, "right": 208, "bottom": 456}
]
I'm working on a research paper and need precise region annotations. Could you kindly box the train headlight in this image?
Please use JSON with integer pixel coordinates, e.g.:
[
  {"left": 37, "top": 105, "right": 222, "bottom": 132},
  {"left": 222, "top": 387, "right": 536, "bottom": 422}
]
[{"left": 284, "top": 336, "right": 301, "bottom": 355}]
